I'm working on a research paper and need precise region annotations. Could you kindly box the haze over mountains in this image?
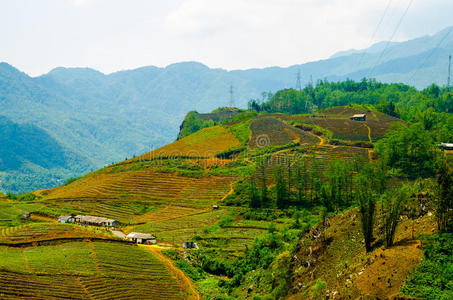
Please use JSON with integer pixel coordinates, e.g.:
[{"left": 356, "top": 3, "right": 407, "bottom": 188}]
[{"left": 1, "top": 26, "right": 452, "bottom": 193}]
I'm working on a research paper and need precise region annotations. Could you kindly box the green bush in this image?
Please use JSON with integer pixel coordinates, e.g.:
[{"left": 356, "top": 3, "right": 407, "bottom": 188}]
[
  {"left": 400, "top": 234, "right": 453, "bottom": 299},
  {"left": 64, "top": 177, "right": 81, "bottom": 185}
]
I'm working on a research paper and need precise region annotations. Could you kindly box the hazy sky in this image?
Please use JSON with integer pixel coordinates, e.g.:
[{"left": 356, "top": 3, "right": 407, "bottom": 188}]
[{"left": 1, "top": 0, "right": 452, "bottom": 76}]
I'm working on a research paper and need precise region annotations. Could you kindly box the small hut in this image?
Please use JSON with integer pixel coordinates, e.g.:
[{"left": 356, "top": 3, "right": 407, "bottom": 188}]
[
  {"left": 349, "top": 114, "right": 366, "bottom": 121},
  {"left": 126, "top": 232, "right": 156, "bottom": 244}
]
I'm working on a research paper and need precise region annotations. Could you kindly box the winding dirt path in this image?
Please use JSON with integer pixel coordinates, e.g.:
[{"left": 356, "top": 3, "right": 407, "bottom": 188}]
[
  {"left": 140, "top": 245, "right": 200, "bottom": 300},
  {"left": 221, "top": 182, "right": 235, "bottom": 201}
]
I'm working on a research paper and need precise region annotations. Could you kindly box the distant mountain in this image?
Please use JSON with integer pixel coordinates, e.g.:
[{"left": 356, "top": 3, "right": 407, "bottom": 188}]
[
  {"left": 0, "top": 116, "right": 91, "bottom": 193},
  {"left": 1, "top": 26, "right": 452, "bottom": 192},
  {"left": 330, "top": 41, "right": 399, "bottom": 58}
]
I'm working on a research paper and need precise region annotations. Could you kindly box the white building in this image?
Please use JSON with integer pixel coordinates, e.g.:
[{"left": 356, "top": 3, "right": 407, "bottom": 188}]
[{"left": 126, "top": 232, "right": 156, "bottom": 244}]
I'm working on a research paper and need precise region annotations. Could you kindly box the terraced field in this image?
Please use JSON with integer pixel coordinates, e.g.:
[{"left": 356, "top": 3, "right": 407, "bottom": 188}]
[
  {"left": 41, "top": 168, "right": 236, "bottom": 223},
  {"left": 0, "top": 241, "right": 192, "bottom": 299},
  {"left": 132, "top": 125, "right": 241, "bottom": 160},
  {"left": 131, "top": 209, "right": 228, "bottom": 244},
  {"left": 289, "top": 107, "right": 401, "bottom": 141},
  {"left": 0, "top": 222, "right": 115, "bottom": 244},
  {"left": 248, "top": 117, "right": 318, "bottom": 148},
  {"left": 0, "top": 198, "right": 51, "bottom": 227},
  {"left": 0, "top": 201, "right": 21, "bottom": 227}
]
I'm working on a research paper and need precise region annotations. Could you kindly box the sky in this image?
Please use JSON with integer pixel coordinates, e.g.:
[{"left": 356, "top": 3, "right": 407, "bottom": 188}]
[{"left": 1, "top": 0, "right": 452, "bottom": 76}]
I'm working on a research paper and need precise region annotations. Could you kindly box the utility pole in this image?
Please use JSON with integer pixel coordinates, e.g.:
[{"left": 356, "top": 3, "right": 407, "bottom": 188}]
[
  {"left": 448, "top": 54, "right": 451, "bottom": 91},
  {"left": 296, "top": 69, "right": 302, "bottom": 91},
  {"left": 229, "top": 83, "right": 234, "bottom": 107}
]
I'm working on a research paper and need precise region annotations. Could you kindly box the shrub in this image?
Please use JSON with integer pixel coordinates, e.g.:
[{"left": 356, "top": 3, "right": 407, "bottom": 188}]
[{"left": 400, "top": 234, "right": 453, "bottom": 299}]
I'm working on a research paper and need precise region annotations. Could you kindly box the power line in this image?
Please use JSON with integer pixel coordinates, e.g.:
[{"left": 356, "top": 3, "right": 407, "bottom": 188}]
[
  {"left": 357, "top": 0, "right": 393, "bottom": 68},
  {"left": 295, "top": 69, "right": 302, "bottom": 90},
  {"left": 408, "top": 27, "right": 453, "bottom": 85},
  {"left": 367, "top": 0, "right": 414, "bottom": 78},
  {"left": 229, "top": 83, "right": 234, "bottom": 107}
]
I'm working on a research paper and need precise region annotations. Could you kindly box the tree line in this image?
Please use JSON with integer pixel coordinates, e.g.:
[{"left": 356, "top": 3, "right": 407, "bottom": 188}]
[{"left": 247, "top": 155, "right": 453, "bottom": 252}]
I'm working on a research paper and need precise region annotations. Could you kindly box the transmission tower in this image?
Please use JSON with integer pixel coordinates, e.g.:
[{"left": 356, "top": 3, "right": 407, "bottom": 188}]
[
  {"left": 229, "top": 83, "right": 234, "bottom": 107},
  {"left": 296, "top": 69, "right": 302, "bottom": 90},
  {"left": 448, "top": 54, "right": 451, "bottom": 91}
]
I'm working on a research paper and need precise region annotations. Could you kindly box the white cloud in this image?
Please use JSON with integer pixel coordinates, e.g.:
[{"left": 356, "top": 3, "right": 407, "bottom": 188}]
[{"left": 73, "top": 0, "right": 92, "bottom": 7}]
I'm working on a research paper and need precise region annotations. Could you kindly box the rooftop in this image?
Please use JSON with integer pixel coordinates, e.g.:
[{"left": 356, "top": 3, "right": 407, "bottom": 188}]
[
  {"left": 439, "top": 143, "right": 453, "bottom": 147},
  {"left": 126, "top": 232, "right": 156, "bottom": 239},
  {"left": 74, "top": 215, "right": 118, "bottom": 223}
]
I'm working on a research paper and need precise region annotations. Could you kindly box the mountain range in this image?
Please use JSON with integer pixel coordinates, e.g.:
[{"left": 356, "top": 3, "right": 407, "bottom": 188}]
[{"left": 1, "top": 26, "right": 452, "bottom": 193}]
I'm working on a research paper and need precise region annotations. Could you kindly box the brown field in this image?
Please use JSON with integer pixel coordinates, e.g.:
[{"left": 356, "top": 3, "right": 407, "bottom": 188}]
[
  {"left": 248, "top": 117, "right": 318, "bottom": 149},
  {"left": 282, "top": 106, "right": 401, "bottom": 141}
]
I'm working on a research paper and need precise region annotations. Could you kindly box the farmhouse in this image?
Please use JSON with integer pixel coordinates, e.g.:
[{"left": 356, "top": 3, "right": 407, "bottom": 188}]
[
  {"left": 126, "top": 232, "right": 156, "bottom": 244},
  {"left": 73, "top": 215, "right": 118, "bottom": 227},
  {"left": 350, "top": 114, "right": 366, "bottom": 121},
  {"left": 438, "top": 143, "right": 453, "bottom": 150}
]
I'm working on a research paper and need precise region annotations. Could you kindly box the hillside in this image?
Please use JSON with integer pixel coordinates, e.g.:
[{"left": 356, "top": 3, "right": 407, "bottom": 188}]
[
  {"left": 5, "top": 105, "right": 442, "bottom": 298},
  {"left": 1, "top": 27, "right": 453, "bottom": 193},
  {"left": 1, "top": 102, "right": 452, "bottom": 298}
]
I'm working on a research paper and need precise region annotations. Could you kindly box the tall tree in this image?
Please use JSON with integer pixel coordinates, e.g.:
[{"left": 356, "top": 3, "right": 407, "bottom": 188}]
[
  {"left": 258, "top": 158, "right": 269, "bottom": 207},
  {"left": 274, "top": 165, "right": 289, "bottom": 209},
  {"left": 249, "top": 175, "right": 261, "bottom": 208},
  {"left": 436, "top": 165, "right": 453, "bottom": 232},
  {"left": 355, "top": 173, "right": 377, "bottom": 252},
  {"left": 381, "top": 187, "right": 407, "bottom": 248}
]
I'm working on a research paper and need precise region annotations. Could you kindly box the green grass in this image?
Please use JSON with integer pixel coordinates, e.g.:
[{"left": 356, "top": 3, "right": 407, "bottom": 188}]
[
  {"left": 0, "top": 242, "right": 95, "bottom": 275},
  {"left": 0, "top": 201, "right": 22, "bottom": 226},
  {"left": 184, "top": 126, "right": 228, "bottom": 146},
  {"left": 225, "top": 119, "right": 252, "bottom": 146}
]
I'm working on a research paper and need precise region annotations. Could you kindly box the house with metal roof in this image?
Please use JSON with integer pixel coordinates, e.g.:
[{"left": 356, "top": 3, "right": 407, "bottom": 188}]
[
  {"left": 73, "top": 215, "right": 118, "bottom": 227},
  {"left": 126, "top": 232, "right": 156, "bottom": 244},
  {"left": 350, "top": 114, "right": 366, "bottom": 121},
  {"left": 438, "top": 143, "right": 453, "bottom": 150}
]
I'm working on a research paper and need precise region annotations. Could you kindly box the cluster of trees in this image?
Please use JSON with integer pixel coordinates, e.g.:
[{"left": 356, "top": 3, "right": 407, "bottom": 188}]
[
  {"left": 248, "top": 157, "right": 361, "bottom": 211},
  {"left": 248, "top": 153, "right": 453, "bottom": 252},
  {"left": 248, "top": 79, "right": 453, "bottom": 120}
]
